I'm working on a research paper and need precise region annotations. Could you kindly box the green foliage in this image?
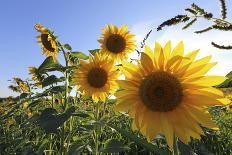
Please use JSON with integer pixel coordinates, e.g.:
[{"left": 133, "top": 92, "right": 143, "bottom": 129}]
[
  {"left": 36, "top": 106, "right": 75, "bottom": 133},
  {"left": 217, "top": 71, "right": 232, "bottom": 88},
  {"left": 100, "top": 139, "right": 130, "bottom": 153},
  {"left": 89, "top": 49, "right": 100, "bottom": 56},
  {"left": 38, "top": 56, "right": 64, "bottom": 73}
]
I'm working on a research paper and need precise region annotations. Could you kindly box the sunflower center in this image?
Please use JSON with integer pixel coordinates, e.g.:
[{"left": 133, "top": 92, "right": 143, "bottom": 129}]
[
  {"left": 41, "top": 34, "right": 55, "bottom": 52},
  {"left": 106, "top": 34, "right": 126, "bottom": 53},
  {"left": 139, "top": 71, "right": 183, "bottom": 112},
  {"left": 87, "top": 67, "right": 108, "bottom": 88}
]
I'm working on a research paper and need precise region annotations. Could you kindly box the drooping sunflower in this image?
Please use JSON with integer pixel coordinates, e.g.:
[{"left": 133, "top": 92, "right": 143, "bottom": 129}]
[
  {"left": 98, "top": 24, "right": 136, "bottom": 62},
  {"left": 73, "top": 53, "right": 120, "bottom": 102},
  {"left": 115, "top": 41, "right": 230, "bottom": 148},
  {"left": 35, "top": 23, "right": 58, "bottom": 60},
  {"left": 29, "top": 67, "right": 43, "bottom": 82},
  {"left": 14, "top": 77, "right": 30, "bottom": 93}
]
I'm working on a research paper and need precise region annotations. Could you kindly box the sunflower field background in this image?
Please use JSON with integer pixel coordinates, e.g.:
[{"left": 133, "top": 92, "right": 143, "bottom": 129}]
[{"left": 1, "top": 0, "right": 232, "bottom": 155}]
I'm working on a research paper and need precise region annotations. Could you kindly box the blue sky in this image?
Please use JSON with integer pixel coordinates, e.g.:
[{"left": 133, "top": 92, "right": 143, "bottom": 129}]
[{"left": 0, "top": 0, "right": 232, "bottom": 97}]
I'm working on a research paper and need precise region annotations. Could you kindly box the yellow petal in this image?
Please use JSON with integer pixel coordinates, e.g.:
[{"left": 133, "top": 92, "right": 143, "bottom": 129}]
[
  {"left": 141, "top": 52, "right": 154, "bottom": 73},
  {"left": 183, "top": 104, "right": 218, "bottom": 130},
  {"left": 144, "top": 45, "right": 154, "bottom": 59},
  {"left": 163, "top": 41, "right": 171, "bottom": 61},
  {"left": 161, "top": 113, "right": 174, "bottom": 149},
  {"left": 171, "top": 41, "right": 184, "bottom": 57},
  {"left": 158, "top": 48, "right": 165, "bottom": 70},
  {"left": 184, "top": 50, "right": 199, "bottom": 61},
  {"left": 145, "top": 111, "right": 161, "bottom": 141},
  {"left": 191, "top": 76, "right": 227, "bottom": 86},
  {"left": 154, "top": 42, "right": 162, "bottom": 68}
]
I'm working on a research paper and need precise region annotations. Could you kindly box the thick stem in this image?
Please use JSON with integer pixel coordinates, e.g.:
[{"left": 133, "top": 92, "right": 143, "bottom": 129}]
[
  {"left": 173, "top": 135, "right": 179, "bottom": 155},
  {"left": 95, "top": 102, "right": 100, "bottom": 155},
  {"left": 59, "top": 42, "right": 69, "bottom": 155}
]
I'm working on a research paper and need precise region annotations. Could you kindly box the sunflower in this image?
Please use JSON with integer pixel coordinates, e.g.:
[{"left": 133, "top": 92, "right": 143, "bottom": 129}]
[
  {"left": 29, "top": 67, "right": 43, "bottom": 82},
  {"left": 14, "top": 77, "right": 30, "bottom": 93},
  {"left": 115, "top": 41, "right": 230, "bottom": 148},
  {"left": 35, "top": 23, "right": 58, "bottom": 60},
  {"left": 73, "top": 53, "right": 120, "bottom": 102},
  {"left": 98, "top": 24, "right": 136, "bottom": 62}
]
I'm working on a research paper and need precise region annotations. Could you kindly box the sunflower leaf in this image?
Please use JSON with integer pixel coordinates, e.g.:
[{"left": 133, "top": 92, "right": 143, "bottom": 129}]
[
  {"left": 70, "top": 52, "right": 89, "bottom": 60},
  {"left": 64, "top": 44, "right": 72, "bottom": 51},
  {"left": 108, "top": 124, "right": 171, "bottom": 155},
  {"left": 100, "top": 139, "right": 130, "bottom": 153},
  {"left": 41, "top": 75, "right": 64, "bottom": 88},
  {"left": 89, "top": 49, "right": 100, "bottom": 56},
  {"left": 38, "top": 56, "right": 64, "bottom": 73}
]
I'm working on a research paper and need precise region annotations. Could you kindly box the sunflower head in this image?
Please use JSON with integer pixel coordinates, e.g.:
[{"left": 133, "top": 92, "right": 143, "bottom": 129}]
[
  {"left": 13, "top": 77, "right": 30, "bottom": 93},
  {"left": 98, "top": 24, "right": 136, "bottom": 62},
  {"left": 115, "top": 41, "right": 230, "bottom": 149},
  {"left": 73, "top": 52, "right": 120, "bottom": 102},
  {"left": 28, "top": 67, "right": 44, "bottom": 83},
  {"left": 35, "top": 23, "right": 58, "bottom": 61}
]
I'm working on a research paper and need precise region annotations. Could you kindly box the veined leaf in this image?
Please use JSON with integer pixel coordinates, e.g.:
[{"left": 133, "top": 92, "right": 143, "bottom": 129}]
[
  {"left": 89, "top": 49, "right": 100, "bottom": 56},
  {"left": 36, "top": 106, "right": 75, "bottom": 133},
  {"left": 41, "top": 75, "right": 64, "bottom": 88},
  {"left": 38, "top": 56, "right": 64, "bottom": 73},
  {"left": 100, "top": 139, "right": 130, "bottom": 153},
  {"left": 108, "top": 124, "right": 171, "bottom": 155},
  {"left": 64, "top": 44, "right": 72, "bottom": 51},
  {"left": 71, "top": 52, "right": 88, "bottom": 60}
]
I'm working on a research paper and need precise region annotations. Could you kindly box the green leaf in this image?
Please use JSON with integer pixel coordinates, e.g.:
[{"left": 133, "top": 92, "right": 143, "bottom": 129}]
[
  {"left": 72, "top": 111, "right": 90, "bottom": 118},
  {"left": 67, "top": 141, "right": 87, "bottom": 155},
  {"left": 38, "top": 57, "right": 54, "bottom": 71},
  {"left": 38, "top": 56, "right": 64, "bottom": 73},
  {"left": 216, "top": 71, "right": 232, "bottom": 88},
  {"left": 177, "top": 140, "right": 195, "bottom": 155},
  {"left": 36, "top": 106, "right": 75, "bottom": 133},
  {"left": 71, "top": 52, "right": 89, "bottom": 60},
  {"left": 19, "top": 93, "right": 29, "bottom": 99},
  {"left": 36, "top": 139, "right": 49, "bottom": 155},
  {"left": 89, "top": 49, "right": 100, "bottom": 56},
  {"left": 48, "top": 86, "right": 66, "bottom": 93},
  {"left": 28, "top": 99, "right": 43, "bottom": 107},
  {"left": 41, "top": 75, "right": 64, "bottom": 88},
  {"left": 100, "top": 139, "right": 130, "bottom": 153},
  {"left": 64, "top": 44, "right": 72, "bottom": 51},
  {"left": 108, "top": 124, "right": 171, "bottom": 155}
]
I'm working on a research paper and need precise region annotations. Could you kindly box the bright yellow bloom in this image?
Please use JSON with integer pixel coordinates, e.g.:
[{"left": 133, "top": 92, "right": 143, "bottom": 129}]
[
  {"left": 73, "top": 53, "right": 120, "bottom": 102},
  {"left": 14, "top": 77, "right": 30, "bottom": 93},
  {"left": 22, "top": 102, "right": 29, "bottom": 109},
  {"left": 115, "top": 41, "right": 230, "bottom": 149},
  {"left": 98, "top": 24, "right": 136, "bottom": 62},
  {"left": 35, "top": 23, "right": 58, "bottom": 61}
]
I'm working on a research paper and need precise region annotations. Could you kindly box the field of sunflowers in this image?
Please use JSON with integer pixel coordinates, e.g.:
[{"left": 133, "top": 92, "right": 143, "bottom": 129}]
[
  {"left": 0, "top": 22, "right": 231, "bottom": 155},
  {"left": 1, "top": 1, "right": 232, "bottom": 155}
]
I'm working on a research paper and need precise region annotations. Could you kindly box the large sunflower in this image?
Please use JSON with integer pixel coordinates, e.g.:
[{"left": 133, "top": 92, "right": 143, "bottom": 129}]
[
  {"left": 35, "top": 23, "right": 58, "bottom": 60},
  {"left": 73, "top": 53, "right": 120, "bottom": 102},
  {"left": 115, "top": 41, "right": 230, "bottom": 148},
  {"left": 98, "top": 25, "right": 136, "bottom": 62}
]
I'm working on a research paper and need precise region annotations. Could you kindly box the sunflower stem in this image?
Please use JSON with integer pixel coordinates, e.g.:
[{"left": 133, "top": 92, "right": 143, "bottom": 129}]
[
  {"left": 58, "top": 41, "right": 69, "bottom": 155},
  {"left": 95, "top": 102, "right": 100, "bottom": 155},
  {"left": 173, "top": 135, "right": 180, "bottom": 155}
]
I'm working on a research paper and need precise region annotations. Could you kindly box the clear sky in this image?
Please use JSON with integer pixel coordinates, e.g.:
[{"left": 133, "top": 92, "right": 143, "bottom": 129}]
[{"left": 1, "top": 0, "right": 232, "bottom": 97}]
